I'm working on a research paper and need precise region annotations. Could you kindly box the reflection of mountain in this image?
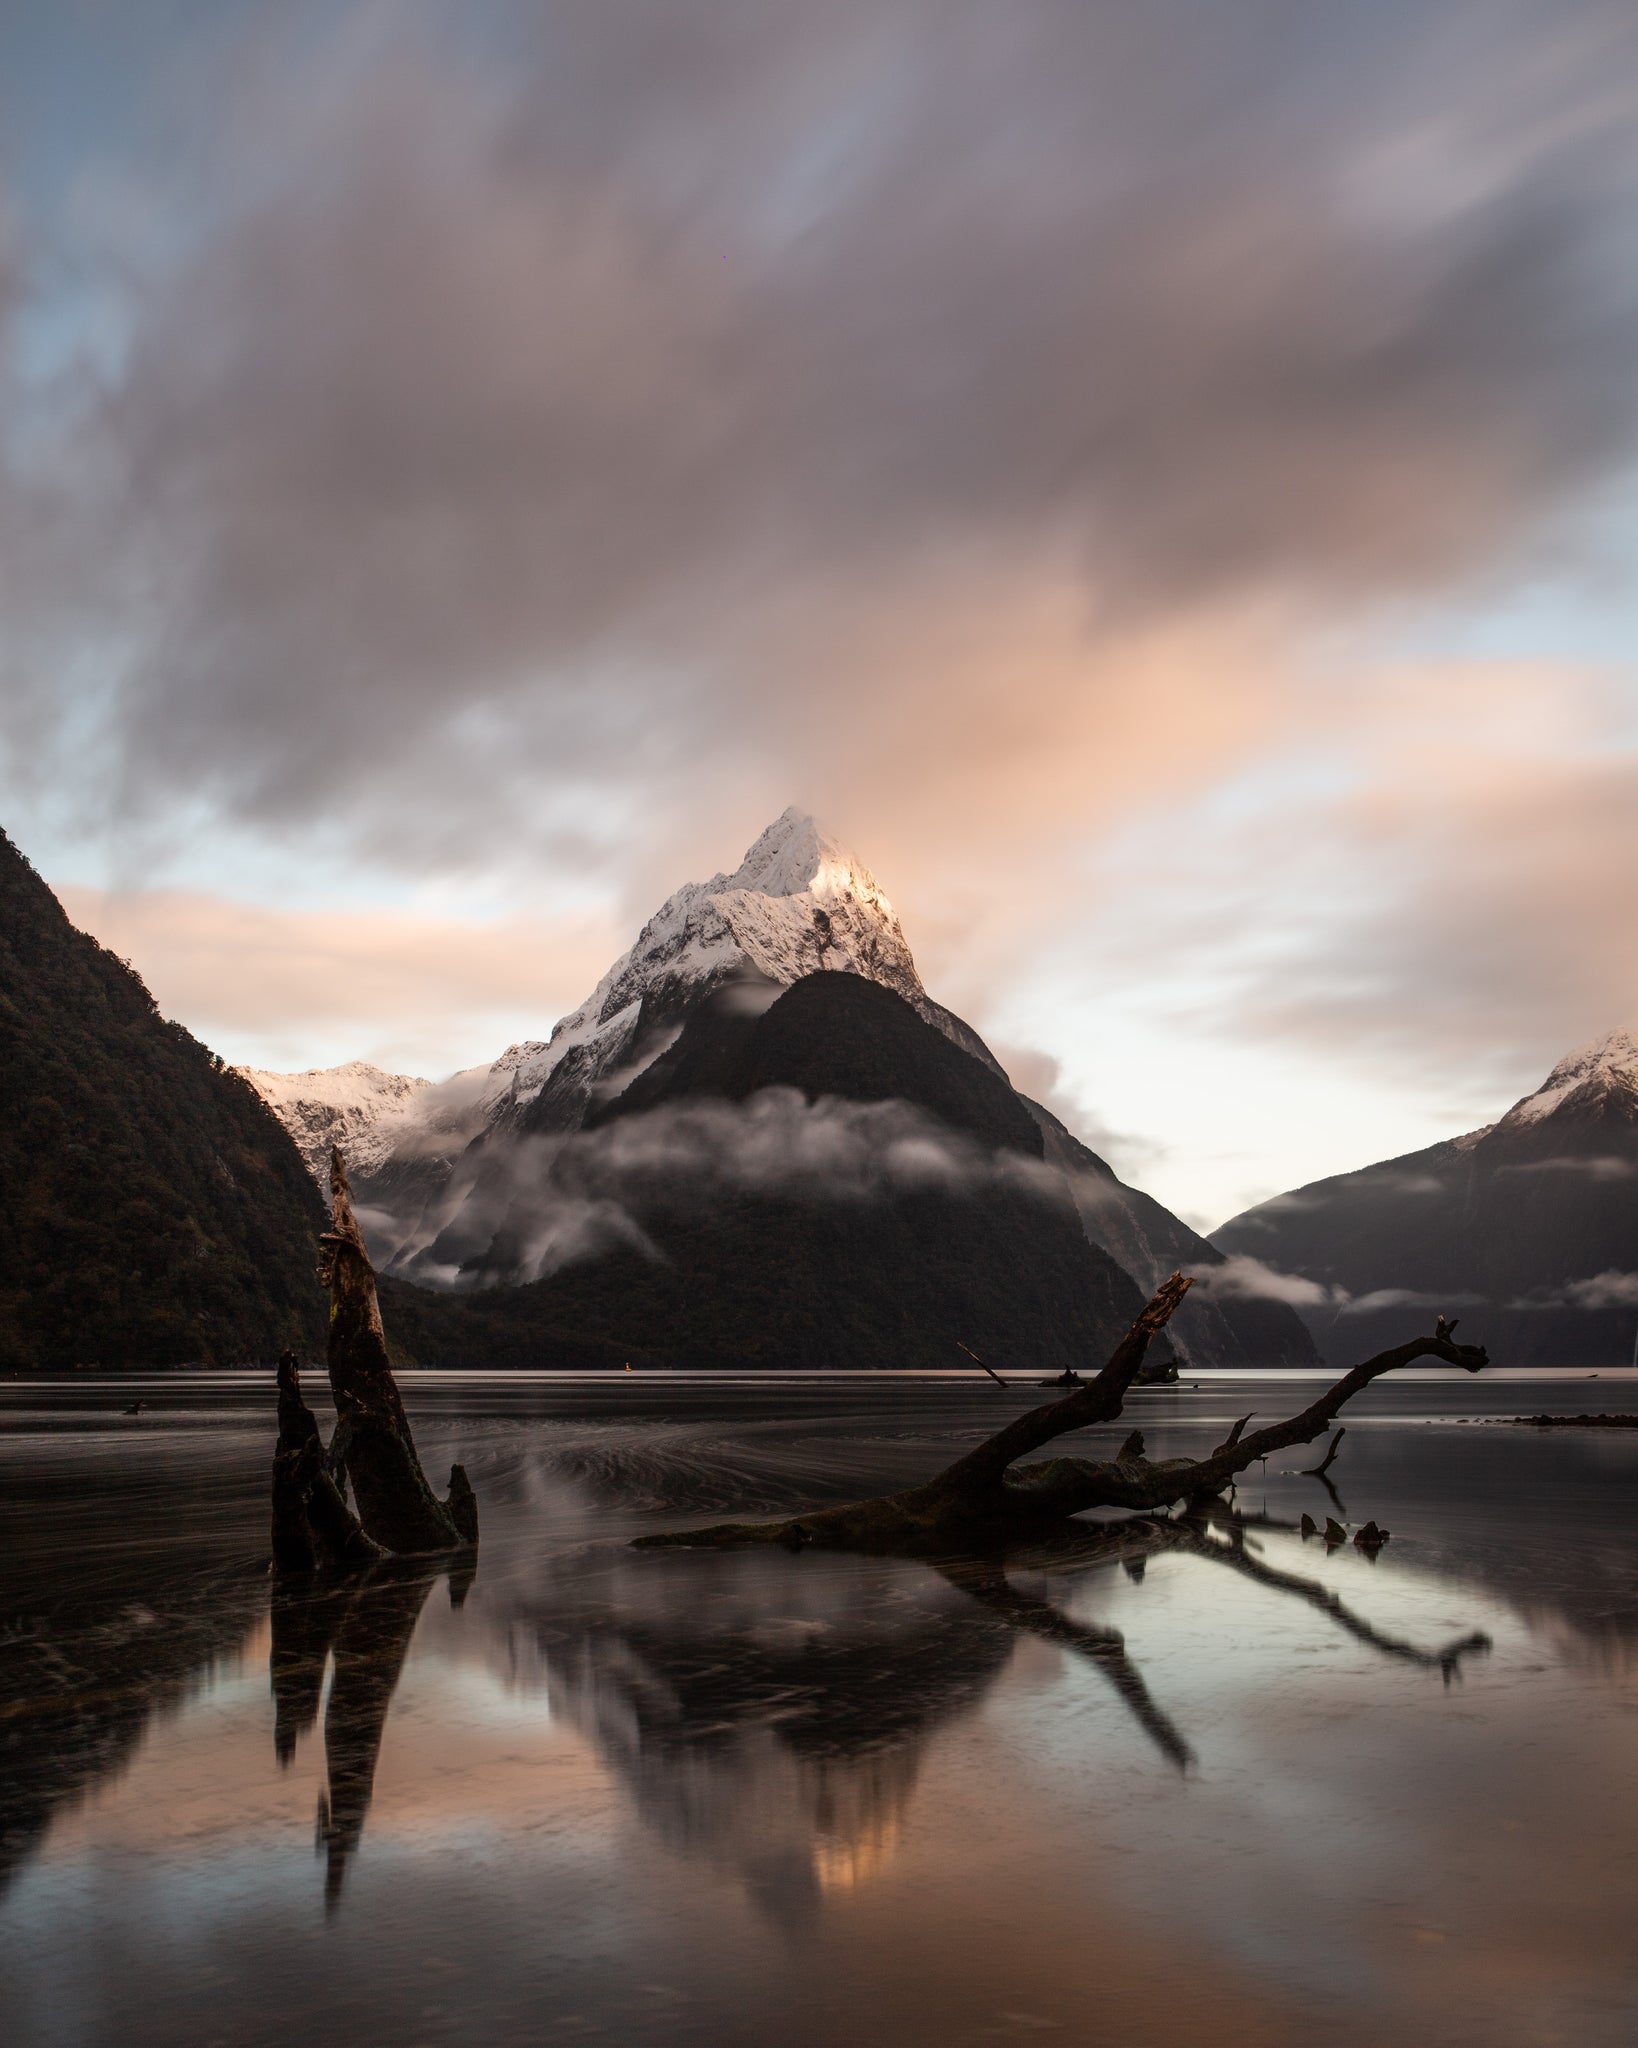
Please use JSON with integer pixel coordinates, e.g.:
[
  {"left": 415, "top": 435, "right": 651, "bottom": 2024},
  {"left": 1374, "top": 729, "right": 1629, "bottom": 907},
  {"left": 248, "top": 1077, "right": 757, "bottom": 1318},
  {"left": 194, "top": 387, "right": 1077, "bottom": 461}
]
[
  {"left": 0, "top": 1563, "right": 266, "bottom": 1893},
  {"left": 525, "top": 1555, "right": 1008, "bottom": 1924},
  {"left": 486, "top": 1536, "right": 1189, "bottom": 1922}
]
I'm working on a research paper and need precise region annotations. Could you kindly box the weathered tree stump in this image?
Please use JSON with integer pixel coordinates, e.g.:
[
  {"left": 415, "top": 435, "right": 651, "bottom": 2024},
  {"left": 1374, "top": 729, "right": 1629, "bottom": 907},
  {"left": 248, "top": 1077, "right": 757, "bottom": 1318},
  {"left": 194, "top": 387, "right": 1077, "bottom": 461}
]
[
  {"left": 271, "top": 1147, "right": 477, "bottom": 1572},
  {"left": 270, "top": 1350, "right": 385, "bottom": 1575}
]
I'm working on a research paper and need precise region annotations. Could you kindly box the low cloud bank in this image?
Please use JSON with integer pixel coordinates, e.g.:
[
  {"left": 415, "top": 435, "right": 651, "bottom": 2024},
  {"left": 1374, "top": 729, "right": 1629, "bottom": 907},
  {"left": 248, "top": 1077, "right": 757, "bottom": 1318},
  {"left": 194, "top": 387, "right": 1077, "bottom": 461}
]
[
  {"left": 1539, "top": 1271, "right": 1638, "bottom": 1311},
  {"left": 1494, "top": 1157, "right": 1636, "bottom": 1181},
  {"left": 1191, "top": 1254, "right": 1638, "bottom": 1323},
  {"left": 395, "top": 1087, "right": 1066, "bottom": 1287}
]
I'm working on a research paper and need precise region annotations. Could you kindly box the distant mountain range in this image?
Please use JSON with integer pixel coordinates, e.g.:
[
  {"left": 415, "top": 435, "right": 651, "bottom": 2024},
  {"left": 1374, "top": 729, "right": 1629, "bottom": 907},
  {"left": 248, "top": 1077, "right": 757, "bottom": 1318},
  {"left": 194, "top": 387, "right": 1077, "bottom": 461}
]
[
  {"left": 1215, "top": 1031, "right": 1638, "bottom": 1366},
  {"left": 0, "top": 830, "right": 325, "bottom": 1368},
  {"left": 244, "top": 809, "right": 1318, "bottom": 1371}
]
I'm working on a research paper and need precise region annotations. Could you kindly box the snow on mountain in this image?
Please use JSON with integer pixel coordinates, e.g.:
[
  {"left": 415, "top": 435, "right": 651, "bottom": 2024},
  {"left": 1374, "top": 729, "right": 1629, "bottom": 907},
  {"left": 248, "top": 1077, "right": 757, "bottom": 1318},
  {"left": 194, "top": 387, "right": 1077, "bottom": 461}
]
[
  {"left": 490, "top": 807, "right": 994, "bottom": 1135},
  {"left": 239, "top": 1058, "right": 489, "bottom": 1182},
  {"left": 1494, "top": 1027, "right": 1638, "bottom": 1131},
  {"left": 244, "top": 809, "right": 990, "bottom": 1187}
]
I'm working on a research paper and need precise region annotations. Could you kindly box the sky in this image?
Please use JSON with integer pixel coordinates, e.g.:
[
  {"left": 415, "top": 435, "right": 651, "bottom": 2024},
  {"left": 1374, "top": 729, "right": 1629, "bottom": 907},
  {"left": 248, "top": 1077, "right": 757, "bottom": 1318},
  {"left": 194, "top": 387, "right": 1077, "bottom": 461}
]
[{"left": 5, "top": 1, "right": 1638, "bottom": 1231}]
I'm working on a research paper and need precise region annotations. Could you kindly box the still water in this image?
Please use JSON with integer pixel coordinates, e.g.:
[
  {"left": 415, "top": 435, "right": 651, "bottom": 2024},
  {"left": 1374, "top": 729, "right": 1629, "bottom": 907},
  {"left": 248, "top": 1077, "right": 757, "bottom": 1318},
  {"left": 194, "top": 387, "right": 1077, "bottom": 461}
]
[{"left": 4, "top": 1370, "right": 1638, "bottom": 2047}]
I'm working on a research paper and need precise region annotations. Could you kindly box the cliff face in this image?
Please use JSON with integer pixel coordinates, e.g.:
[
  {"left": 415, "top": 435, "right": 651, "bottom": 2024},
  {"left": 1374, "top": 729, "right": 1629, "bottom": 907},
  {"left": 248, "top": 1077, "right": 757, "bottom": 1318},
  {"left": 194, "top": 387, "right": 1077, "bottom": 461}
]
[{"left": 0, "top": 830, "right": 326, "bottom": 1367}]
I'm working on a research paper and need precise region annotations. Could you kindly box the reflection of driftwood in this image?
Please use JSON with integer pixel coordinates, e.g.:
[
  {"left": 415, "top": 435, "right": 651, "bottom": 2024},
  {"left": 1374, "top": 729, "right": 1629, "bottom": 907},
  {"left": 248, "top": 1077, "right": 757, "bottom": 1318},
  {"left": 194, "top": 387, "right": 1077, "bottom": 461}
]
[
  {"left": 924, "top": 1509, "right": 1489, "bottom": 1772},
  {"left": 317, "top": 1567, "right": 438, "bottom": 1913},
  {"left": 269, "top": 1562, "right": 453, "bottom": 1910},
  {"left": 937, "top": 1556, "right": 1192, "bottom": 1770},
  {"left": 638, "top": 1276, "right": 1489, "bottom": 1553},
  {"left": 1176, "top": 1512, "right": 1486, "bottom": 1683}
]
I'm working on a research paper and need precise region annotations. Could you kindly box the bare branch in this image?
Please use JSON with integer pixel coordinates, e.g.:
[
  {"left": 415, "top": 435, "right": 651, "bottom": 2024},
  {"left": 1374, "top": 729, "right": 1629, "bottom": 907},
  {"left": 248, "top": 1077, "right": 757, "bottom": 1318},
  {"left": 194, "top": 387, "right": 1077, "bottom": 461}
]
[
  {"left": 1303, "top": 1427, "right": 1345, "bottom": 1478},
  {"left": 1213, "top": 1413, "right": 1256, "bottom": 1456},
  {"left": 932, "top": 1272, "right": 1194, "bottom": 1494},
  {"left": 957, "top": 1341, "right": 1010, "bottom": 1389}
]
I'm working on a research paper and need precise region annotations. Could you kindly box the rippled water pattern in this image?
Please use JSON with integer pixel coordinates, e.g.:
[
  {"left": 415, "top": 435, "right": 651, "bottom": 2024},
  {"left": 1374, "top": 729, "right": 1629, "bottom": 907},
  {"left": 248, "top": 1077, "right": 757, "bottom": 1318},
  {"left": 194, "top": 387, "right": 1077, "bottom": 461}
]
[{"left": 4, "top": 1370, "right": 1638, "bottom": 2047}]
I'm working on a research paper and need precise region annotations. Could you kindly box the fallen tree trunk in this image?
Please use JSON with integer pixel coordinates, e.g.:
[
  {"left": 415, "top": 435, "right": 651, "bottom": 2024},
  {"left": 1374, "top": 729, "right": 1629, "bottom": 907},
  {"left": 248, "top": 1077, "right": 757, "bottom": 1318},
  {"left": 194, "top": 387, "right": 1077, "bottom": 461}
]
[{"left": 635, "top": 1273, "right": 1489, "bottom": 1552}]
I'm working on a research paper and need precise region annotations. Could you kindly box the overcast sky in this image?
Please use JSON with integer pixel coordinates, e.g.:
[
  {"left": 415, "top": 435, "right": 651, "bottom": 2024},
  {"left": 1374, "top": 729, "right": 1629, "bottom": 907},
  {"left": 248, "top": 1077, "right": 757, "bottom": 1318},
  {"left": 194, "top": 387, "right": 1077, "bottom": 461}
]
[{"left": 6, "top": 0, "right": 1638, "bottom": 1228}]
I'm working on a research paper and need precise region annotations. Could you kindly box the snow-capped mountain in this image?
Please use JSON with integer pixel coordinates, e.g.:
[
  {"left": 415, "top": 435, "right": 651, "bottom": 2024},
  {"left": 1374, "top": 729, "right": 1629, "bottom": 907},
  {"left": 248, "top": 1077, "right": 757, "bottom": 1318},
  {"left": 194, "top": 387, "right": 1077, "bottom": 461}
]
[
  {"left": 483, "top": 807, "right": 999, "bottom": 1139},
  {"left": 1490, "top": 1027, "right": 1638, "bottom": 1134},
  {"left": 245, "top": 808, "right": 993, "bottom": 1179},
  {"left": 235, "top": 1058, "right": 493, "bottom": 1183},
  {"left": 242, "top": 807, "right": 1319, "bottom": 1365},
  {"left": 1215, "top": 1026, "right": 1638, "bottom": 1366}
]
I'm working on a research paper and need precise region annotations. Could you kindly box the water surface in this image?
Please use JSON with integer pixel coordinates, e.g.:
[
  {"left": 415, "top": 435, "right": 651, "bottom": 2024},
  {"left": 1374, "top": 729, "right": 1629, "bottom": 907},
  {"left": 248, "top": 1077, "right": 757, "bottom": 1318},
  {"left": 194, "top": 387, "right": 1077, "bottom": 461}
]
[{"left": 4, "top": 1371, "right": 1638, "bottom": 2046}]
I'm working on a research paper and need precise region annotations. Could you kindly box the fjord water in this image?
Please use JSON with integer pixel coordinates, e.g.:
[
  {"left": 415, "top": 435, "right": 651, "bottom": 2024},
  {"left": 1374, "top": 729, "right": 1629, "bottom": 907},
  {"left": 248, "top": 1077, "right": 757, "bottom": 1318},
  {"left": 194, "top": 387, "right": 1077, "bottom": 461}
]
[{"left": 4, "top": 1374, "right": 1638, "bottom": 2047}]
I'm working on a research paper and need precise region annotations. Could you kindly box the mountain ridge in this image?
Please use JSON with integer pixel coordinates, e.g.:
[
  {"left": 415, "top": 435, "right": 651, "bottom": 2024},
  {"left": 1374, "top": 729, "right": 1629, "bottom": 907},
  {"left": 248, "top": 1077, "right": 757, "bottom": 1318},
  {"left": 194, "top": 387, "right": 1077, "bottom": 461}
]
[
  {"left": 1215, "top": 1026, "right": 1638, "bottom": 1365},
  {"left": 0, "top": 829, "right": 326, "bottom": 1367}
]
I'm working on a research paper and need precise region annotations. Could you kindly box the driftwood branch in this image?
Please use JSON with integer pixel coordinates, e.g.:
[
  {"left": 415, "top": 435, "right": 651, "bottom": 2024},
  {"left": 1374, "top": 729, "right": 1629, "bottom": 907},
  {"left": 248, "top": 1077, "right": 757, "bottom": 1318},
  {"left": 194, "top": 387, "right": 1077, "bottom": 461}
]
[
  {"left": 936, "top": 1272, "right": 1196, "bottom": 1495},
  {"left": 270, "top": 1352, "right": 384, "bottom": 1576},
  {"left": 636, "top": 1277, "right": 1489, "bottom": 1553},
  {"left": 957, "top": 1341, "right": 1010, "bottom": 1388},
  {"left": 1303, "top": 1427, "right": 1346, "bottom": 1477}
]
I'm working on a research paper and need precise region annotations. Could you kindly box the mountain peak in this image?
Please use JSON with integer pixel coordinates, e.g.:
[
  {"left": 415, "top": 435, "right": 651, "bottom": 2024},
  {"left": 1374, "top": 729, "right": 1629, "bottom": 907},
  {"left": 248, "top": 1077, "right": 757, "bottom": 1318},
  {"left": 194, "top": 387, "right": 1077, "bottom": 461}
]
[
  {"left": 486, "top": 808, "right": 932, "bottom": 1130},
  {"left": 1501, "top": 1026, "right": 1638, "bottom": 1129},
  {"left": 246, "top": 808, "right": 991, "bottom": 1181},
  {"left": 715, "top": 808, "right": 893, "bottom": 913}
]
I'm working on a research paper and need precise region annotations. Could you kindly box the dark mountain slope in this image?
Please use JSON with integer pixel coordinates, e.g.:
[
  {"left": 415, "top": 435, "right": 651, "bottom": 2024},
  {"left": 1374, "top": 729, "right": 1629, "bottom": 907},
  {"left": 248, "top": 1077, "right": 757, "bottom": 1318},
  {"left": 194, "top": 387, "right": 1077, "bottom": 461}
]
[
  {"left": 596, "top": 970, "right": 1044, "bottom": 1154},
  {"left": 1023, "top": 1100, "right": 1319, "bottom": 1369},
  {"left": 399, "top": 975, "right": 1154, "bottom": 1371},
  {"left": 1215, "top": 1030, "right": 1638, "bottom": 1367},
  {"left": 0, "top": 830, "right": 326, "bottom": 1367}
]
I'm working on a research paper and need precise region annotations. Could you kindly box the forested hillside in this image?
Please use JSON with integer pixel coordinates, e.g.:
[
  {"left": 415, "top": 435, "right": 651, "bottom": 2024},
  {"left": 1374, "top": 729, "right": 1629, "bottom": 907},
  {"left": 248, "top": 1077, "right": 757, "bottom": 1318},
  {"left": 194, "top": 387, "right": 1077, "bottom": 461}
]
[{"left": 0, "top": 831, "right": 326, "bottom": 1367}]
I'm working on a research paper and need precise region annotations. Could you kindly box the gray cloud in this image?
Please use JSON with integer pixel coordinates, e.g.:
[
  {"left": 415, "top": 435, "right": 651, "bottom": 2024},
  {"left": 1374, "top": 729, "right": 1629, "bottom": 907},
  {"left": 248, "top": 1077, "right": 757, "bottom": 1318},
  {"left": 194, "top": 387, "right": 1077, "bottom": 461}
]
[
  {"left": 1495, "top": 1155, "right": 1636, "bottom": 1179},
  {"left": 391, "top": 1085, "right": 1064, "bottom": 1284},
  {"left": 1191, "top": 1253, "right": 1487, "bottom": 1317},
  {"left": 1564, "top": 1271, "right": 1638, "bottom": 1309},
  {"left": 1189, "top": 1253, "right": 1337, "bottom": 1308},
  {"left": 1507, "top": 1270, "right": 1638, "bottom": 1310},
  {"left": 1149, "top": 735, "right": 1638, "bottom": 1107},
  {"left": 6, "top": 1, "right": 1638, "bottom": 871}
]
